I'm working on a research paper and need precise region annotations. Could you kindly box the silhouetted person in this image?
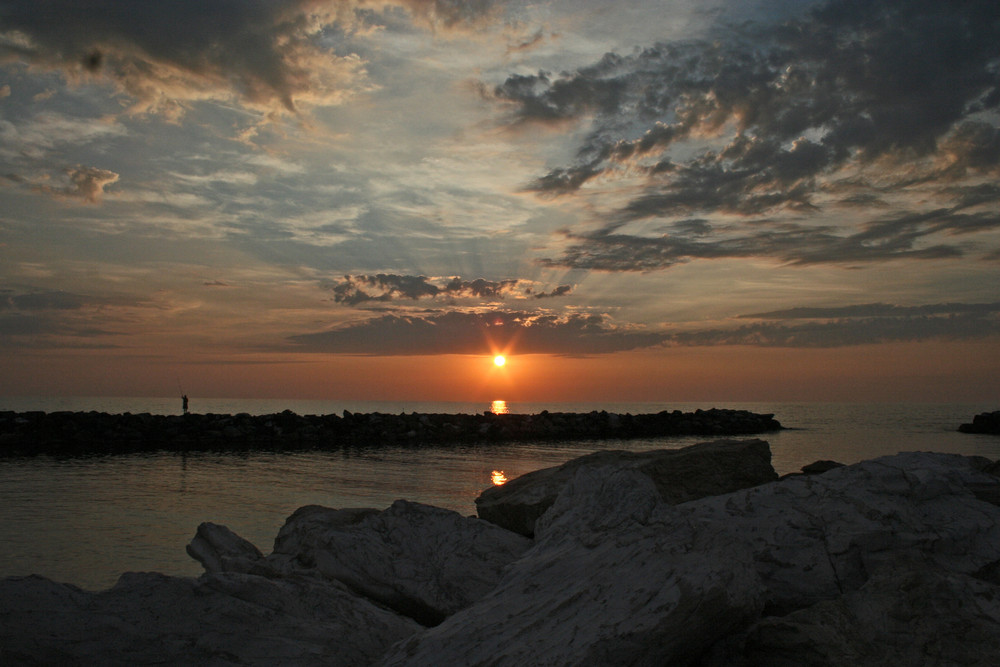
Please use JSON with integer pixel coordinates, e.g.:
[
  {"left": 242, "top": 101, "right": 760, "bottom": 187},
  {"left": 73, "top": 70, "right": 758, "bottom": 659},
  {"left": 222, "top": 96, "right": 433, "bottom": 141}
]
[{"left": 182, "top": 394, "right": 189, "bottom": 413}]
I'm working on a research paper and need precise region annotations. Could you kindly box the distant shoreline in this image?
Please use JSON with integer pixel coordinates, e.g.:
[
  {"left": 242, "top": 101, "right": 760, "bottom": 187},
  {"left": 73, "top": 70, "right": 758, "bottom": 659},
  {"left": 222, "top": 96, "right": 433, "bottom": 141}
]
[{"left": 0, "top": 408, "right": 783, "bottom": 456}]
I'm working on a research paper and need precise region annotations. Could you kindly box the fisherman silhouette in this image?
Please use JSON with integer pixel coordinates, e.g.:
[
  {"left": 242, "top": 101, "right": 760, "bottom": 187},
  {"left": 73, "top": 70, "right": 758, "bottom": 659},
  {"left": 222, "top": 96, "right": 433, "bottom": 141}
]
[{"left": 182, "top": 395, "right": 189, "bottom": 413}]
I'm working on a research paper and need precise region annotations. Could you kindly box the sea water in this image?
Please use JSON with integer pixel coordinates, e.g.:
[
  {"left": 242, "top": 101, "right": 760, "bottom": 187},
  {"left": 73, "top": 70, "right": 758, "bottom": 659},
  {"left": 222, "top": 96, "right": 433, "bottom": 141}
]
[{"left": 1, "top": 398, "right": 998, "bottom": 590}]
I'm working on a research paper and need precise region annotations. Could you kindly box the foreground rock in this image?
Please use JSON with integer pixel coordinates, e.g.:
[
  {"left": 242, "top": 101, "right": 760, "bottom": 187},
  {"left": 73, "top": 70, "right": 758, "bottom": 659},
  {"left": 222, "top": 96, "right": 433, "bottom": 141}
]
[
  {"left": 382, "top": 451, "right": 1000, "bottom": 666},
  {"left": 475, "top": 438, "right": 778, "bottom": 536},
  {"left": 194, "top": 500, "right": 532, "bottom": 626},
  {"left": 0, "top": 407, "right": 782, "bottom": 455},
  {"left": 5, "top": 441, "right": 1000, "bottom": 666},
  {"left": 960, "top": 410, "right": 1000, "bottom": 434},
  {"left": 0, "top": 571, "right": 419, "bottom": 666}
]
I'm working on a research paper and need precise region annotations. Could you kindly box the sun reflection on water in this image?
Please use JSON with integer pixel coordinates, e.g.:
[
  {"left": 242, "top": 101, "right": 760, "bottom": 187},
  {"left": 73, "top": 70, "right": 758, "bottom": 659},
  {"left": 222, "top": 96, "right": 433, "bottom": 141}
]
[
  {"left": 490, "top": 399, "right": 509, "bottom": 415},
  {"left": 491, "top": 470, "right": 508, "bottom": 485}
]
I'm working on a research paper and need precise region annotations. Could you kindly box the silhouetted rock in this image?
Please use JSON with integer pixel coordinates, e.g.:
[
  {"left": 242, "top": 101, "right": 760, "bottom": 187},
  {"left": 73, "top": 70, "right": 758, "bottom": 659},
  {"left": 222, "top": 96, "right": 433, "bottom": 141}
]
[
  {"left": 960, "top": 410, "right": 1000, "bottom": 434},
  {"left": 0, "top": 571, "right": 420, "bottom": 666},
  {"left": 742, "top": 564, "right": 1000, "bottom": 666},
  {"left": 475, "top": 438, "right": 778, "bottom": 536},
  {"left": 186, "top": 522, "right": 264, "bottom": 575},
  {"left": 0, "top": 407, "right": 783, "bottom": 456}
]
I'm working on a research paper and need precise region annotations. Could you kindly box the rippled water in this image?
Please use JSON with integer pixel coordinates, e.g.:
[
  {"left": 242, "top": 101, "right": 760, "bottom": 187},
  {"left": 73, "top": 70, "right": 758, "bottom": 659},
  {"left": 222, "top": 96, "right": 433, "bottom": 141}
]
[{"left": 1, "top": 399, "right": 998, "bottom": 590}]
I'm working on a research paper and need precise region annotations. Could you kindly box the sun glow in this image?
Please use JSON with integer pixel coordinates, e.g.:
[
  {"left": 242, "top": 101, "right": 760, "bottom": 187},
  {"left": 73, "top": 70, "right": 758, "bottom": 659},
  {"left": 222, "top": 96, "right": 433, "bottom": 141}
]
[
  {"left": 491, "top": 470, "right": 508, "bottom": 485},
  {"left": 493, "top": 355, "right": 506, "bottom": 367}
]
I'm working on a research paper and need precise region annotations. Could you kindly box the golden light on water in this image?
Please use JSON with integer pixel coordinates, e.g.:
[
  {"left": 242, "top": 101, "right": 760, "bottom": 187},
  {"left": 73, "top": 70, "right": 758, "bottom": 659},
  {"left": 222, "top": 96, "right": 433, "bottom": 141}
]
[
  {"left": 491, "top": 470, "right": 508, "bottom": 485},
  {"left": 490, "top": 399, "right": 509, "bottom": 415},
  {"left": 493, "top": 355, "right": 506, "bottom": 367}
]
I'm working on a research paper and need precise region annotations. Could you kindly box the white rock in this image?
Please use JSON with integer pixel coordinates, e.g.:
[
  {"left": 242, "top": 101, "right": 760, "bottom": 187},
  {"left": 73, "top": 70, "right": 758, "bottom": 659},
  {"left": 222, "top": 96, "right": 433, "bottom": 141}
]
[
  {"left": 265, "top": 499, "right": 532, "bottom": 625},
  {"left": 380, "top": 452, "right": 1000, "bottom": 666}
]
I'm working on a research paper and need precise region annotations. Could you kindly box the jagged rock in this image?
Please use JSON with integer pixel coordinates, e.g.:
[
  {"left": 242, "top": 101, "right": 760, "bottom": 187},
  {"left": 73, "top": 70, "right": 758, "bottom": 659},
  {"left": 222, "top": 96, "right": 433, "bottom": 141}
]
[
  {"left": 380, "top": 452, "right": 1000, "bottom": 666},
  {"left": 245, "top": 500, "right": 532, "bottom": 626},
  {"left": 474, "top": 438, "right": 778, "bottom": 536},
  {"left": 384, "top": 466, "right": 766, "bottom": 666},
  {"left": 7, "top": 446, "right": 1000, "bottom": 666},
  {"left": 800, "top": 459, "right": 845, "bottom": 474},
  {"left": 959, "top": 410, "right": 1000, "bottom": 434},
  {"left": 741, "top": 563, "right": 1000, "bottom": 666},
  {"left": 0, "top": 570, "right": 420, "bottom": 666},
  {"left": 186, "top": 521, "right": 264, "bottom": 574}
]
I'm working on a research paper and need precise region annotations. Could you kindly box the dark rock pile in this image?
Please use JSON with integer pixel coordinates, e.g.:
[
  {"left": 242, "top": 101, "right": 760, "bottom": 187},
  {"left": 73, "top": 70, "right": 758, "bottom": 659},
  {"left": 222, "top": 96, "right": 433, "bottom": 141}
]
[
  {"left": 0, "top": 407, "right": 782, "bottom": 456},
  {"left": 960, "top": 411, "right": 1000, "bottom": 434}
]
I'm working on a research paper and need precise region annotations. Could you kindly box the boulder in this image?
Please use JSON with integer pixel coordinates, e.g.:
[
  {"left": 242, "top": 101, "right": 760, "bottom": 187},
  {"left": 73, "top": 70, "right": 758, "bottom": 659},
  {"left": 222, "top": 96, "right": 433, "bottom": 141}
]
[
  {"left": 0, "top": 570, "right": 420, "bottom": 666},
  {"left": 380, "top": 452, "right": 1000, "bottom": 666},
  {"left": 474, "top": 438, "right": 778, "bottom": 536},
  {"left": 741, "top": 563, "right": 1000, "bottom": 666},
  {"left": 186, "top": 521, "right": 264, "bottom": 574},
  {"left": 383, "top": 465, "right": 766, "bottom": 666},
  {"left": 960, "top": 410, "right": 1000, "bottom": 434},
  {"left": 245, "top": 500, "right": 532, "bottom": 626}
]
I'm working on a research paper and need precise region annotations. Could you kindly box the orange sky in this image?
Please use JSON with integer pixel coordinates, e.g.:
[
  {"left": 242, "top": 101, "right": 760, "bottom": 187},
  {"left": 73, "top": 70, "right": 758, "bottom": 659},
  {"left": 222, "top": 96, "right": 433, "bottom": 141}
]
[{"left": 4, "top": 339, "right": 997, "bottom": 404}]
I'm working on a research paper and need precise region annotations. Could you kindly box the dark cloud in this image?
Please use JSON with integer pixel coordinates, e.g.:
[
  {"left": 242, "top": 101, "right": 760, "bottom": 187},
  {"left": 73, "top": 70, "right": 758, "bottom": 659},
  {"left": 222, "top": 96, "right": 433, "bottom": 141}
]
[
  {"left": 541, "top": 206, "right": 1000, "bottom": 271},
  {"left": 289, "top": 299, "right": 1000, "bottom": 354},
  {"left": 670, "top": 313, "right": 1000, "bottom": 348},
  {"left": 288, "top": 309, "right": 663, "bottom": 355},
  {"left": 494, "top": 0, "right": 1000, "bottom": 270},
  {"left": 0, "top": 289, "right": 89, "bottom": 310},
  {"left": 666, "top": 300, "right": 1000, "bottom": 347},
  {"left": 533, "top": 284, "right": 572, "bottom": 299},
  {"left": 326, "top": 274, "right": 570, "bottom": 305},
  {"left": 739, "top": 302, "right": 1000, "bottom": 320},
  {"left": 0, "top": 0, "right": 499, "bottom": 116}
]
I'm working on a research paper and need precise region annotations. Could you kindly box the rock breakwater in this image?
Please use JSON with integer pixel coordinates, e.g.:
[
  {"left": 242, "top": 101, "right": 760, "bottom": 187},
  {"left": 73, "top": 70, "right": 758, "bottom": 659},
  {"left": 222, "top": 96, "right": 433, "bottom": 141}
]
[{"left": 0, "top": 407, "right": 781, "bottom": 456}]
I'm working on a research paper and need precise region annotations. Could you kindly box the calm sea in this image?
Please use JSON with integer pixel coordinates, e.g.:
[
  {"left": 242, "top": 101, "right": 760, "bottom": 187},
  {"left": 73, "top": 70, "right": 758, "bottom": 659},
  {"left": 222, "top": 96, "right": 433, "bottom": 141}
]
[{"left": 1, "top": 397, "right": 998, "bottom": 590}]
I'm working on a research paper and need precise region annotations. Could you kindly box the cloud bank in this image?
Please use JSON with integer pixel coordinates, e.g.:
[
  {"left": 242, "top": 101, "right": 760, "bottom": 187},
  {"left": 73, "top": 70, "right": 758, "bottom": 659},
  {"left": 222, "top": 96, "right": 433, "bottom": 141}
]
[
  {"left": 288, "top": 301, "right": 1000, "bottom": 354},
  {"left": 288, "top": 309, "right": 662, "bottom": 355}
]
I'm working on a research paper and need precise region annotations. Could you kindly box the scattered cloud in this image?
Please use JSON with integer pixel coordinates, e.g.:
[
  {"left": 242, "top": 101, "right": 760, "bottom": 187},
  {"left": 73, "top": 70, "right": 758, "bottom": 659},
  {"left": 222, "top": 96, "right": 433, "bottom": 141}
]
[
  {"left": 325, "top": 274, "right": 571, "bottom": 305},
  {"left": 28, "top": 165, "right": 120, "bottom": 203},
  {"left": 0, "top": 0, "right": 501, "bottom": 120},
  {"left": 541, "top": 205, "right": 1000, "bottom": 271},
  {"left": 494, "top": 0, "right": 1000, "bottom": 271}
]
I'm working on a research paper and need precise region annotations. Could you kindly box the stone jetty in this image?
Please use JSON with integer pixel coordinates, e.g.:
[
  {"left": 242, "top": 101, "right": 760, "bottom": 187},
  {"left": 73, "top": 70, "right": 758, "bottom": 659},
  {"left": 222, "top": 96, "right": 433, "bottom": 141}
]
[{"left": 0, "top": 407, "right": 781, "bottom": 456}]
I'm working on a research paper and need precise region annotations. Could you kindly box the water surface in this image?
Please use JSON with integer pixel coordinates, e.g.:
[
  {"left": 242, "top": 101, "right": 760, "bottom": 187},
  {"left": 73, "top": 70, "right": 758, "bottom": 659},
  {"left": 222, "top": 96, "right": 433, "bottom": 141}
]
[{"left": 1, "top": 399, "right": 997, "bottom": 590}]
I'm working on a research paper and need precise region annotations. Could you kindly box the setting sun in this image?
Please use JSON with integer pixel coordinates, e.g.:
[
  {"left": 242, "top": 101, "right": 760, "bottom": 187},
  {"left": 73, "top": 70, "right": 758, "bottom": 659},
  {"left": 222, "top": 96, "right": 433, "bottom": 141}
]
[{"left": 493, "top": 355, "right": 506, "bottom": 367}]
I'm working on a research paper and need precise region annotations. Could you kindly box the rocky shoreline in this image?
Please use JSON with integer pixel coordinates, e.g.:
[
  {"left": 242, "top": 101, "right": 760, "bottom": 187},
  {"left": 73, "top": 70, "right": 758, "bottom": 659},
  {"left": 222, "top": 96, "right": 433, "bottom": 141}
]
[
  {"left": 4, "top": 439, "right": 1000, "bottom": 665},
  {"left": 0, "top": 407, "right": 782, "bottom": 456}
]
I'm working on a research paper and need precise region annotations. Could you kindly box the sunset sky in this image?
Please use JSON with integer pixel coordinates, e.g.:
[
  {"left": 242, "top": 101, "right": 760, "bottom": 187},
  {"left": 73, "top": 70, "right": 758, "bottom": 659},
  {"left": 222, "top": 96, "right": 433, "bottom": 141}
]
[{"left": 1, "top": 0, "right": 999, "bottom": 403}]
